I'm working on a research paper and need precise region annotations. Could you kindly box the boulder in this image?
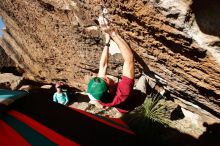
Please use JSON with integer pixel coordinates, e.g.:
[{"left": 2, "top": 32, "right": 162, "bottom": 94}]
[
  {"left": 19, "top": 85, "right": 33, "bottom": 92},
  {"left": 69, "top": 102, "right": 122, "bottom": 118},
  {"left": 0, "top": 0, "right": 219, "bottom": 120},
  {"left": 0, "top": 73, "right": 23, "bottom": 90},
  {"left": 41, "top": 84, "right": 53, "bottom": 89}
]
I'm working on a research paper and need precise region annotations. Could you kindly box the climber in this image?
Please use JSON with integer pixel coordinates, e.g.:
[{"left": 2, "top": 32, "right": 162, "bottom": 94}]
[
  {"left": 87, "top": 27, "right": 166, "bottom": 114},
  {"left": 53, "top": 82, "right": 69, "bottom": 105},
  {"left": 87, "top": 27, "right": 135, "bottom": 112}
]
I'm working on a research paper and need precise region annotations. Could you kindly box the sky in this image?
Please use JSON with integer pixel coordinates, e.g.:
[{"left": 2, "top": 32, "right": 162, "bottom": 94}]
[{"left": 0, "top": 18, "right": 4, "bottom": 37}]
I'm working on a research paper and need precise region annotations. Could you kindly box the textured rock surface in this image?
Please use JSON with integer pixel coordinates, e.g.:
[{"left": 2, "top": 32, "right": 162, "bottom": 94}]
[
  {"left": 0, "top": 73, "right": 23, "bottom": 90},
  {"left": 69, "top": 102, "right": 122, "bottom": 118},
  {"left": 0, "top": 0, "right": 219, "bottom": 119}
]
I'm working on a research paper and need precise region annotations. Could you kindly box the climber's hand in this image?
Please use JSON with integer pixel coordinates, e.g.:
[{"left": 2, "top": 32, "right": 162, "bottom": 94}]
[
  {"left": 110, "top": 29, "right": 118, "bottom": 37},
  {"left": 101, "top": 25, "right": 110, "bottom": 33},
  {"left": 105, "top": 28, "right": 118, "bottom": 38},
  {"left": 98, "top": 15, "right": 109, "bottom": 31}
]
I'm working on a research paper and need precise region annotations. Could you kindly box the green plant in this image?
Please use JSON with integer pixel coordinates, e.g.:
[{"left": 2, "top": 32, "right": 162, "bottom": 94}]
[
  {"left": 123, "top": 92, "right": 172, "bottom": 137},
  {"left": 142, "top": 93, "right": 170, "bottom": 125}
]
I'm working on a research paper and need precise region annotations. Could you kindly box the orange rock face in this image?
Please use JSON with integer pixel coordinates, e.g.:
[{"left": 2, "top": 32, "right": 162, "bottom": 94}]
[{"left": 0, "top": 0, "right": 219, "bottom": 118}]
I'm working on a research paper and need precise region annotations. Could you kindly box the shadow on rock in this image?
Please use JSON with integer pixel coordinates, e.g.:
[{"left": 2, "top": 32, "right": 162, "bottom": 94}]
[
  {"left": 198, "top": 122, "right": 220, "bottom": 146},
  {"left": 191, "top": 0, "right": 220, "bottom": 37}
]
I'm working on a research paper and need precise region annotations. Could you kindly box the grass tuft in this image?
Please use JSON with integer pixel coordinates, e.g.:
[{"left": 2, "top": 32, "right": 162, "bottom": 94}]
[{"left": 123, "top": 92, "right": 172, "bottom": 138}]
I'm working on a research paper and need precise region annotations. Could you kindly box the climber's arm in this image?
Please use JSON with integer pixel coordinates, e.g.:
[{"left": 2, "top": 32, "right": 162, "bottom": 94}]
[
  {"left": 110, "top": 30, "right": 134, "bottom": 79},
  {"left": 98, "top": 33, "right": 111, "bottom": 77}
]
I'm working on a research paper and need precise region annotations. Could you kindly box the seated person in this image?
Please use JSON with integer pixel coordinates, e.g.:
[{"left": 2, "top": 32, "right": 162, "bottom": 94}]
[{"left": 53, "top": 82, "right": 69, "bottom": 105}]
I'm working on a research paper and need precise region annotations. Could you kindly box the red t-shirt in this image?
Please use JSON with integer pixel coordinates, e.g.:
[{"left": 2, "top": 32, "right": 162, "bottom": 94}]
[{"left": 100, "top": 76, "right": 134, "bottom": 113}]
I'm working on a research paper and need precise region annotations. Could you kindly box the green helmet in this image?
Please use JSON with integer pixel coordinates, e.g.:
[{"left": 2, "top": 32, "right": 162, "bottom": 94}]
[{"left": 87, "top": 77, "right": 108, "bottom": 100}]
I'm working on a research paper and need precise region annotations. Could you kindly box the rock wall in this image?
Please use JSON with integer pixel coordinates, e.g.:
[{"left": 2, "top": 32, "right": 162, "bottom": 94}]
[{"left": 0, "top": 0, "right": 219, "bottom": 118}]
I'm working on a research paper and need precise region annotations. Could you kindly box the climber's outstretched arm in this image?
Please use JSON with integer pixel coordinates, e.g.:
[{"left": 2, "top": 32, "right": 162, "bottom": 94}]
[
  {"left": 98, "top": 33, "right": 111, "bottom": 78},
  {"left": 110, "top": 30, "right": 134, "bottom": 79}
]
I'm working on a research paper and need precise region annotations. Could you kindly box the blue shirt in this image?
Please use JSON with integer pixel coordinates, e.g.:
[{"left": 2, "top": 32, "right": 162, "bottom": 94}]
[{"left": 53, "top": 92, "right": 69, "bottom": 105}]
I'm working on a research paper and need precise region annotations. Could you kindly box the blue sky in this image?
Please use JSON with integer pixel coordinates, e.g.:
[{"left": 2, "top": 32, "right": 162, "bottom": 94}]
[{"left": 0, "top": 18, "right": 5, "bottom": 37}]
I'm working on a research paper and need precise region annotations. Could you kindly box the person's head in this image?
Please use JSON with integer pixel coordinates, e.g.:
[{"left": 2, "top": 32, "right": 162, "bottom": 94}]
[
  {"left": 55, "top": 82, "right": 64, "bottom": 93},
  {"left": 87, "top": 76, "right": 116, "bottom": 101},
  {"left": 87, "top": 77, "right": 108, "bottom": 101}
]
